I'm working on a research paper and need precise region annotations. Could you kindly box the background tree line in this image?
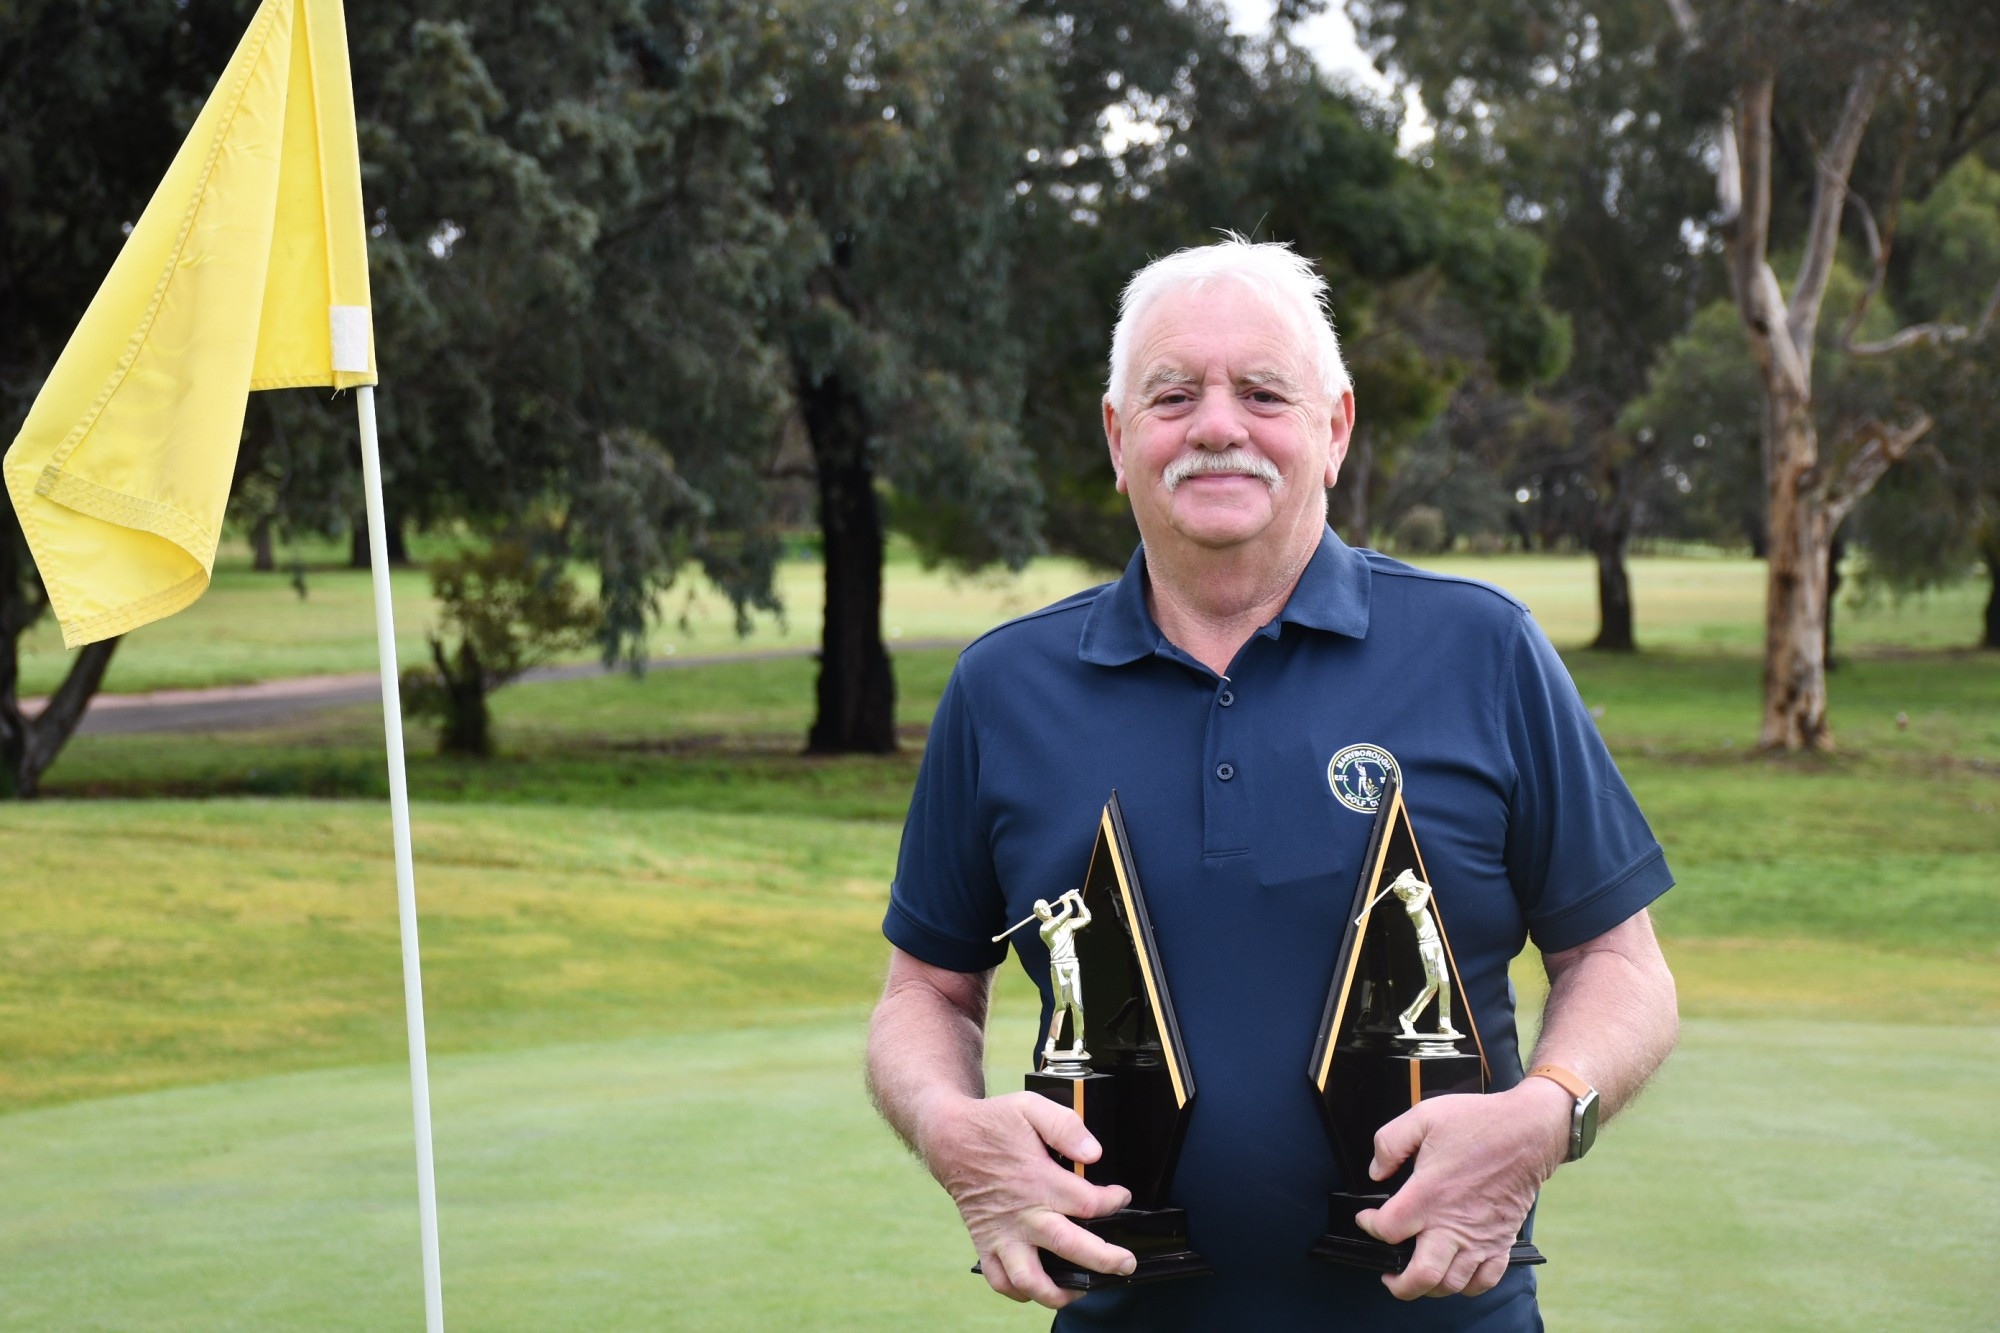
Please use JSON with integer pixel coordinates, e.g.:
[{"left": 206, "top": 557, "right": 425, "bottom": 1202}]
[{"left": 3, "top": 0, "right": 1996, "bottom": 793}]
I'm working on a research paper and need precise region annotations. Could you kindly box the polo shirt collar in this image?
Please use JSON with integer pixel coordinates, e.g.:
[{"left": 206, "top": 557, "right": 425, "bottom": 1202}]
[{"left": 1077, "top": 525, "right": 1372, "bottom": 666}]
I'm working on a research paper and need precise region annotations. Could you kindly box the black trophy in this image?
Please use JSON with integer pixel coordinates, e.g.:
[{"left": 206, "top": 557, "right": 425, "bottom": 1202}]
[
  {"left": 1306, "top": 774, "right": 1545, "bottom": 1272},
  {"left": 986, "top": 791, "right": 1211, "bottom": 1289}
]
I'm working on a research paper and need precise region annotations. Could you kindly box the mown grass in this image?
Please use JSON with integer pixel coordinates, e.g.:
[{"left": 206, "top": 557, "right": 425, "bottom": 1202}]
[
  {"left": 20, "top": 540, "right": 1991, "bottom": 695},
  {"left": 2, "top": 550, "right": 1996, "bottom": 1328}
]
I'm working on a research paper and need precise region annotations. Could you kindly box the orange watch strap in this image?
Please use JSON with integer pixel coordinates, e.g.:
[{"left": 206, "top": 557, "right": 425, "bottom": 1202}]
[{"left": 1527, "top": 1064, "right": 1592, "bottom": 1101}]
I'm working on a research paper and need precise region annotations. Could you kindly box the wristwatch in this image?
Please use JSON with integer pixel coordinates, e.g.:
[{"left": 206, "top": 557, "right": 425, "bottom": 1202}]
[{"left": 1527, "top": 1064, "right": 1600, "bottom": 1162}]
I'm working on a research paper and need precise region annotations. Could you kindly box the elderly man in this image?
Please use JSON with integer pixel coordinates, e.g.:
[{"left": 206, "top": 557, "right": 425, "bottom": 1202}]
[{"left": 866, "top": 237, "right": 1677, "bottom": 1330}]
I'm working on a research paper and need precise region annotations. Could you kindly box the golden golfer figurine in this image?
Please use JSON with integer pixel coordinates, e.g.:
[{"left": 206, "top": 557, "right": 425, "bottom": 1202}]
[
  {"left": 1036, "top": 890, "right": 1092, "bottom": 1070},
  {"left": 1386, "top": 870, "right": 1465, "bottom": 1050}
]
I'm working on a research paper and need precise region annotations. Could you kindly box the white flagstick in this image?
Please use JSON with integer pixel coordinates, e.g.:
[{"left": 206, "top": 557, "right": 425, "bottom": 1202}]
[{"left": 354, "top": 383, "right": 446, "bottom": 1332}]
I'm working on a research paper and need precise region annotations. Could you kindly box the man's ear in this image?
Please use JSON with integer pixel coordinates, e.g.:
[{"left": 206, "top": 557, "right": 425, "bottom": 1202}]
[
  {"left": 1324, "top": 389, "right": 1356, "bottom": 489},
  {"left": 1104, "top": 396, "right": 1128, "bottom": 494}
]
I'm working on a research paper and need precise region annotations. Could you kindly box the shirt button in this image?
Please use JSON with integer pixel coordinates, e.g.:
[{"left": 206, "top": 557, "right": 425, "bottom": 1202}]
[
  {"left": 1218, "top": 690, "right": 1235, "bottom": 707},
  {"left": 1215, "top": 762, "right": 1235, "bottom": 781}
]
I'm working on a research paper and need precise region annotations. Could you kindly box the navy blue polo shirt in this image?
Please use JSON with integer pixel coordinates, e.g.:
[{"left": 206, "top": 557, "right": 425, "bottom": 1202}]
[{"left": 884, "top": 527, "right": 1672, "bottom": 1332}]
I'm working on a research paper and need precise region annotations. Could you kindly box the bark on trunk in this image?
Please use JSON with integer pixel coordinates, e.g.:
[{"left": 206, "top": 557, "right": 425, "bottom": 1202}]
[
  {"left": 1982, "top": 539, "right": 2000, "bottom": 650},
  {"left": 252, "top": 517, "right": 276, "bottom": 572},
  {"left": 1759, "top": 395, "right": 1834, "bottom": 750},
  {"left": 1589, "top": 530, "right": 1637, "bottom": 652},
  {"left": 802, "top": 373, "right": 896, "bottom": 754},
  {"left": 1823, "top": 529, "right": 1845, "bottom": 672},
  {"left": 1, "top": 634, "right": 120, "bottom": 799}
]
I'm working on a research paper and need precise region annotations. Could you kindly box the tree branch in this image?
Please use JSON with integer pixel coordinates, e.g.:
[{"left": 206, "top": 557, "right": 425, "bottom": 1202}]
[
  {"left": 1847, "top": 321, "right": 1967, "bottom": 357},
  {"left": 1787, "top": 63, "right": 1884, "bottom": 365},
  {"left": 1824, "top": 413, "right": 1933, "bottom": 528}
]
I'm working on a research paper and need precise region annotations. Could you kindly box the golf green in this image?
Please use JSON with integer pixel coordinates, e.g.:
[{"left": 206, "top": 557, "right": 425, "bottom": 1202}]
[{"left": 2, "top": 1015, "right": 1992, "bottom": 1330}]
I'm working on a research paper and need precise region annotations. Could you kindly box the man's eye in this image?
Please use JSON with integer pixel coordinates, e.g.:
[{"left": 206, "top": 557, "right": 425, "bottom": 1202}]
[
  {"left": 1158, "top": 390, "right": 1192, "bottom": 406},
  {"left": 1248, "top": 389, "right": 1282, "bottom": 404}
]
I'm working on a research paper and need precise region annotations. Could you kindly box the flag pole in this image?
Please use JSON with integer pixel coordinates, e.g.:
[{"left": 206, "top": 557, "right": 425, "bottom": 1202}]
[{"left": 354, "top": 383, "right": 445, "bottom": 1332}]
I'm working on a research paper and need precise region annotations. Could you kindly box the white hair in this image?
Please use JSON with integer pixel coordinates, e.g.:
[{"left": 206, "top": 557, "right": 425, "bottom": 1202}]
[{"left": 1105, "top": 233, "right": 1350, "bottom": 410}]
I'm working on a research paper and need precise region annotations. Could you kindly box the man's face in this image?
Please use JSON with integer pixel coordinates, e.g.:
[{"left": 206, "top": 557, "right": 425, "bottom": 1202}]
[{"left": 1104, "top": 281, "right": 1354, "bottom": 558}]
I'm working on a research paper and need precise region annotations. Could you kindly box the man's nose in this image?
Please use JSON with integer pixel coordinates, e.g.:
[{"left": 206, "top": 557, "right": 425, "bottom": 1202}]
[{"left": 1186, "top": 387, "right": 1248, "bottom": 448}]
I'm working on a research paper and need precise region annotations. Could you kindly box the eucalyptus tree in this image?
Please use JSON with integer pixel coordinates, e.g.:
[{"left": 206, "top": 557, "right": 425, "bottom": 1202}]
[{"left": 1662, "top": 0, "right": 2000, "bottom": 747}]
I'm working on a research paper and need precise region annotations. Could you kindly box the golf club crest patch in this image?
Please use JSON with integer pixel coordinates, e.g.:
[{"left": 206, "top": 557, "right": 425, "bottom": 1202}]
[{"left": 1327, "top": 743, "right": 1400, "bottom": 814}]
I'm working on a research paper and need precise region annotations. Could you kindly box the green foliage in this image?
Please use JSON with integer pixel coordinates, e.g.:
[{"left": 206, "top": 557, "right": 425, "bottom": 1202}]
[{"left": 401, "top": 539, "right": 600, "bottom": 756}]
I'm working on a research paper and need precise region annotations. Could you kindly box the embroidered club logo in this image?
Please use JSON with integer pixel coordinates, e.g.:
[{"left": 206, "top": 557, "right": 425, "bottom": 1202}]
[{"left": 1327, "top": 743, "right": 1400, "bottom": 814}]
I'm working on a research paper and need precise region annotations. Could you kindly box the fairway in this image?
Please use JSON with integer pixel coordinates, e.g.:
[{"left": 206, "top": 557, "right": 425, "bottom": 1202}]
[{"left": 3, "top": 549, "right": 1996, "bottom": 1329}]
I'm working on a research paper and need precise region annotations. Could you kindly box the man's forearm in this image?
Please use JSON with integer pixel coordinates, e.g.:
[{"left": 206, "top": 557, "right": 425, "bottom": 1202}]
[
  {"left": 866, "top": 952, "right": 994, "bottom": 1159},
  {"left": 1532, "top": 909, "right": 1678, "bottom": 1119}
]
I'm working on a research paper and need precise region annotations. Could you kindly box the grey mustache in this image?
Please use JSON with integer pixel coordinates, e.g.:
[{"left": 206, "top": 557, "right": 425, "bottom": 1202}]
[{"left": 1163, "top": 451, "right": 1283, "bottom": 491}]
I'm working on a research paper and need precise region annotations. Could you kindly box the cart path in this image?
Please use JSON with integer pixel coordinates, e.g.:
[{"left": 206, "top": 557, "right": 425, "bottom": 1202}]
[{"left": 29, "top": 638, "right": 968, "bottom": 735}]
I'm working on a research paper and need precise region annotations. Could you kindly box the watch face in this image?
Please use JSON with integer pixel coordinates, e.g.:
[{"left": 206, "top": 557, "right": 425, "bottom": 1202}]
[{"left": 1573, "top": 1090, "right": 1601, "bottom": 1161}]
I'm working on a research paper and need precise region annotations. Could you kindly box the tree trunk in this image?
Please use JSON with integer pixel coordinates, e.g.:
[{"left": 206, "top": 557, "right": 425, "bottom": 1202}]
[
  {"left": 1823, "top": 528, "right": 1845, "bottom": 672},
  {"left": 1759, "top": 395, "right": 1834, "bottom": 750},
  {"left": 1589, "top": 529, "right": 1637, "bottom": 652},
  {"left": 252, "top": 516, "right": 275, "bottom": 572},
  {"left": 1341, "top": 429, "right": 1373, "bottom": 548},
  {"left": 1982, "top": 538, "right": 2000, "bottom": 650},
  {"left": 352, "top": 513, "right": 409, "bottom": 569},
  {"left": 802, "top": 372, "right": 896, "bottom": 754},
  {"left": 1, "top": 635, "right": 120, "bottom": 799},
  {"left": 432, "top": 639, "right": 492, "bottom": 757}
]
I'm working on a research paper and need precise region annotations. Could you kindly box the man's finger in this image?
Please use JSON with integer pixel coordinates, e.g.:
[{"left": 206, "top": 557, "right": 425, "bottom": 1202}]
[
  {"left": 1013, "top": 1091, "right": 1103, "bottom": 1164},
  {"left": 1382, "top": 1232, "right": 1456, "bottom": 1302},
  {"left": 1352, "top": 1174, "right": 1423, "bottom": 1248},
  {"left": 1369, "top": 1107, "right": 1426, "bottom": 1182},
  {"left": 989, "top": 1240, "right": 1075, "bottom": 1309},
  {"left": 1424, "top": 1244, "right": 1485, "bottom": 1298},
  {"left": 1031, "top": 1212, "right": 1138, "bottom": 1280},
  {"left": 1051, "top": 1170, "right": 1132, "bottom": 1221},
  {"left": 1463, "top": 1253, "right": 1510, "bottom": 1298}
]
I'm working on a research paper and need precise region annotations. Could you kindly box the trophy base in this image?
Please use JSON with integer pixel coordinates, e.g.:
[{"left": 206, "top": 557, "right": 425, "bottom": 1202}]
[
  {"left": 1041, "top": 1206, "right": 1213, "bottom": 1289},
  {"left": 1310, "top": 1190, "right": 1545, "bottom": 1273},
  {"left": 974, "top": 1206, "right": 1210, "bottom": 1290}
]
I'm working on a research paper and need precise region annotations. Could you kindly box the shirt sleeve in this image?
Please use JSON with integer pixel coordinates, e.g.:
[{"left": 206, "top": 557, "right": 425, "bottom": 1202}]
[
  {"left": 882, "top": 662, "right": 1011, "bottom": 973},
  {"left": 1501, "top": 610, "right": 1674, "bottom": 953}
]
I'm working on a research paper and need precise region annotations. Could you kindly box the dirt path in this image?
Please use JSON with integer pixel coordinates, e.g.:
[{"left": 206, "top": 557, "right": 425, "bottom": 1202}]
[{"left": 38, "top": 639, "right": 968, "bottom": 735}]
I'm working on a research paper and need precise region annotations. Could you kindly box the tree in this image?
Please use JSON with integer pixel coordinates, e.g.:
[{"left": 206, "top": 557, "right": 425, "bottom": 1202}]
[
  {"left": 1850, "top": 157, "right": 2000, "bottom": 648},
  {"left": 1667, "top": 0, "right": 2000, "bottom": 748},
  {"left": 401, "top": 538, "right": 600, "bottom": 756},
  {"left": 3, "top": 2, "right": 799, "bottom": 797},
  {"left": 753, "top": 0, "right": 1056, "bottom": 753},
  {"left": 1347, "top": 0, "right": 1725, "bottom": 650},
  {"left": 1007, "top": 9, "right": 1569, "bottom": 574},
  {"left": 0, "top": 1, "right": 254, "bottom": 797}
]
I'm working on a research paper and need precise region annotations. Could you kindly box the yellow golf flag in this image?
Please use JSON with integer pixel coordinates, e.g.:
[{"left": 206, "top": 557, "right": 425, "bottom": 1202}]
[{"left": 3, "top": 0, "right": 375, "bottom": 649}]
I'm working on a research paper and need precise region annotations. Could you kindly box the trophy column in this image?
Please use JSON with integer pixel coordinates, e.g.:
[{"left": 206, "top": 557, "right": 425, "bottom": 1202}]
[
  {"left": 983, "top": 793, "right": 1212, "bottom": 1290},
  {"left": 1307, "top": 776, "right": 1546, "bottom": 1272}
]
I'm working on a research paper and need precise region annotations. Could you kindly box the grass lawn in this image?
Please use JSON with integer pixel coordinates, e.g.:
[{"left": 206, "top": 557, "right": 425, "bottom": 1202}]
[{"left": 2, "top": 550, "right": 1996, "bottom": 1328}]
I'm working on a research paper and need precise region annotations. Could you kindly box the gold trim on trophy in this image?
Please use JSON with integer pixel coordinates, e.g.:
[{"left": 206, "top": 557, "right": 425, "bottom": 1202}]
[{"left": 1098, "top": 807, "right": 1189, "bottom": 1109}]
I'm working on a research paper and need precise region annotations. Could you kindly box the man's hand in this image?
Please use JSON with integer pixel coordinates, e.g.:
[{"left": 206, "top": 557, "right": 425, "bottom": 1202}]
[
  {"left": 1352, "top": 1079, "right": 1571, "bottom": 1301},
  {"left": 924, "top": 1090, "right": 1137, "bottom": 1308}
]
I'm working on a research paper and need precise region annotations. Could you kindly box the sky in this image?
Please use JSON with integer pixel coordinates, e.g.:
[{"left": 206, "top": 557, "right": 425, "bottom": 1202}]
[{"left": 1217, "top": 0, "right": 1433, "bottom": 148}]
